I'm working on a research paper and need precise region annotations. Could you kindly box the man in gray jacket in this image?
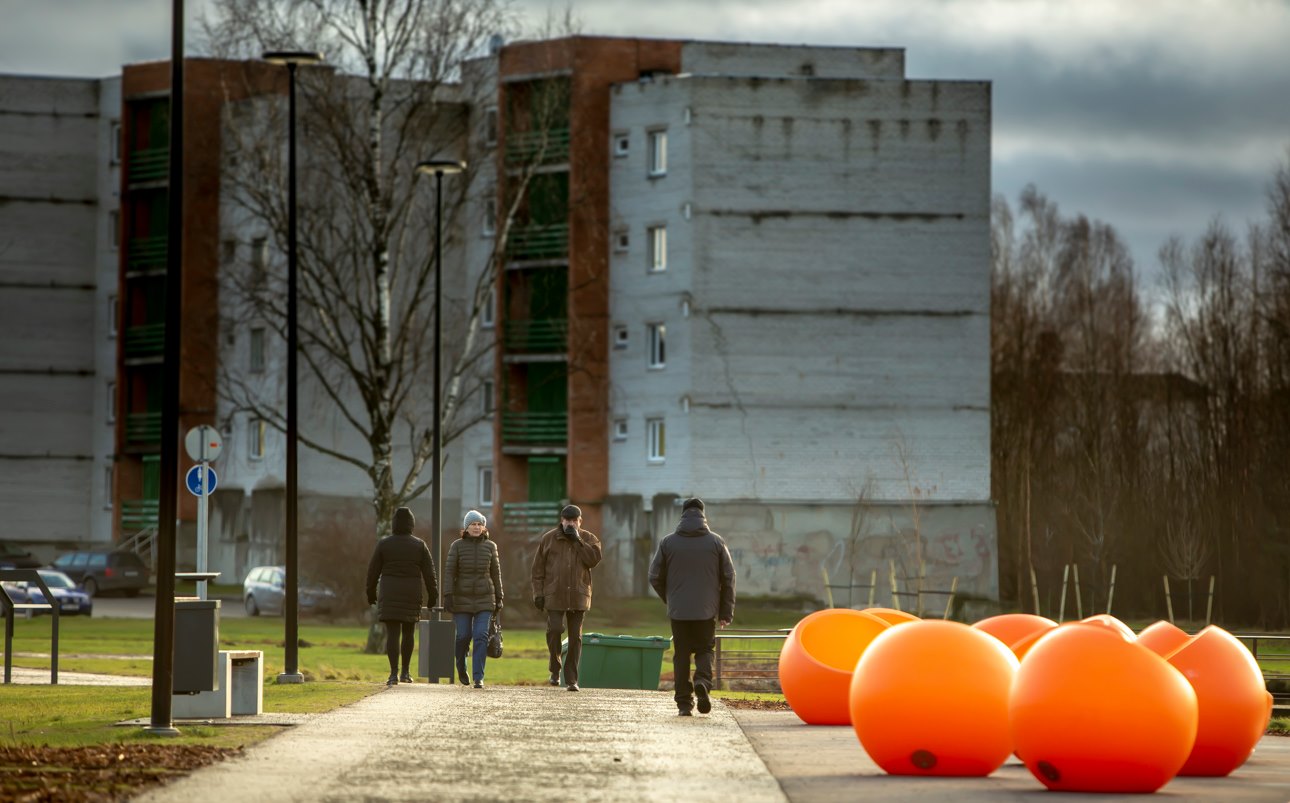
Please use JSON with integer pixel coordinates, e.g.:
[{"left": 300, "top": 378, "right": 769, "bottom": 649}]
[{"left": 648, "top": 497, "right": 736, "bottom": 716}]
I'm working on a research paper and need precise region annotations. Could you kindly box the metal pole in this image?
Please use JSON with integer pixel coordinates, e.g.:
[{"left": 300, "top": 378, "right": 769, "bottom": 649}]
[
  {"left": 1106, "top": 564, "right": 1117, "bottom": 615},
  {"left": 1058, "top": 564, "right": 1069, "bottom": 622},
  {"left": 148, "top": 0, "right": 183, "bottom": 736},
  {"left": 197, "top": 463, "right": 208, "bottom": 601},
  {"left": 280, "top": 62, "right": 303, "bottom": 683},
  {"left": 1072, "top": 563, "right": 1082, "bottom": 619},
  {"left": 432, "top": 169, "right": 444, "bottom": 612}
]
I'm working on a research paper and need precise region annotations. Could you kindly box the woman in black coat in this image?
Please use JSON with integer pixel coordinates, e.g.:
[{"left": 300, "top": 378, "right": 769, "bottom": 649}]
[
  {"left": 444, "top": 509, "right": 502, "bottom": 688},
  {"left": 366, "top": 506, "right": 438, "bottom": 686}
]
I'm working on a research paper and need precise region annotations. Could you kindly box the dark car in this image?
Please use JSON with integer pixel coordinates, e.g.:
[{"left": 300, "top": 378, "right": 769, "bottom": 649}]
[
  {"left": 0, "top": 541, "right": 41, "bottom": 570},
  {"left": 243, "top": 565, "right": 336, "bottom": 617},
  {"left": 22, "top": 569, "right": 94, "bottom": 617},
  {"left": 52, "top": 549, "right": 150, "bottom": 598}
]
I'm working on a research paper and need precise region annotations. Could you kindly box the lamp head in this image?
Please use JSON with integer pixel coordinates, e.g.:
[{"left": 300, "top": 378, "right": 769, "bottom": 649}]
[
  {"left": 416, "top": 159, "right": 467, "bottom": 177},
  {"left": 262, "top": 50, "right": 325, "bottom": 67}
]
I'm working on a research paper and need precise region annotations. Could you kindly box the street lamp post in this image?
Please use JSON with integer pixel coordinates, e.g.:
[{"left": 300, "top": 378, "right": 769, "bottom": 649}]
[
  {"left": 263, "top": 49, "right": 324, "bottom": 684},
  {"left": 415, "top": 159, "right": 466, "bottom": 605}
]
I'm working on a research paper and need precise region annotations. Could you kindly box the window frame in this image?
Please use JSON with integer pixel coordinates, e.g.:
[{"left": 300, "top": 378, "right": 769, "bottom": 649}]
[
  {"left": 106, "top": 380, "right": 116, "bottom": 424},
  {"left": 249, "top": 327, "right": 266, "bottom": 373},
  {"left": 647, "top": 225, "right": 667, "bottom": 273},
  {"left": 107, "top": 294, "right": 118, "bottom": 338},
  {"left": 647, "top": 129, "right": 668, "bottom": 177},
  {"left": 613, "top": 418, "right": 628, "bottom": 441},
  {"left": 646, "top": 417, "right": 666, "bottom": 463},
  {"left": 481, "top": 379, "right": 494, "bottom": 415},
  {"left": 647, "top": 323, "right": 666, "bottom": 369},
  {"left": 612, "top": 131, "right": 630, "bottom": 157},
  {"left": 249, "top": 417, "right": 266, "bottom": 460},
  {"left": 478, "top": 465, "right": 494, "bottom": 507},
  {"left": 480, "top": 286, "right": 495, "bottom": 329}
]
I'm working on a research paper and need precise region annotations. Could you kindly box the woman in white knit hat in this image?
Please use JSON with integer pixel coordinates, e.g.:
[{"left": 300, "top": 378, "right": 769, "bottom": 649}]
[{"left": 443, "top": 509, "right": 503, "bottom": 687}]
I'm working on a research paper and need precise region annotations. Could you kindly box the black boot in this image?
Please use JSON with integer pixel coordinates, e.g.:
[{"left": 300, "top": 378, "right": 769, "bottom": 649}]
[
  {"left": 455, "top": 640, "right": 470, "bottom": 685},
  {"left": 386, "top": 673, "right": 398, "bottom": 686}
]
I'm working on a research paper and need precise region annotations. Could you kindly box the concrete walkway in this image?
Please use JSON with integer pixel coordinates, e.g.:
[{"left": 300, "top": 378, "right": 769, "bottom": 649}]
[
  {"left": 134, "top": 684, "right": 786, "bottom": 803},
  {"left": 6, "top": 666, "right": 149, "bottom": 686}
]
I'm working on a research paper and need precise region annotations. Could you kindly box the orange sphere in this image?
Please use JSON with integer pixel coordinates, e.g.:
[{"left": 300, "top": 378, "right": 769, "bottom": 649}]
[
  {"left": 973, "top": 613, "right": 1058, "bottom": 655},
  {"left": 778, "top": 609, "right": 890, "bottom": 725},
  {"left": 1167, "top": 625, "right": 1267, "bottom": 776},
  {"left": 1080, "top": 614, "right": 1136, "bottom": 641},
  {"left": 1011, "top": 624, "right": 1198, "bottom": 793},
  {"left": 1264, "top": 691, "right": 1275, "bottom": 733},
  {"left": 850, "top": 620, "right": 1018, "bottom": 776},
  {"left": 1136, "top": 620, "right": 1193, "bottom": 657},
  {"left": 861, "top": 607, "right": 921, "bottom": 626}
]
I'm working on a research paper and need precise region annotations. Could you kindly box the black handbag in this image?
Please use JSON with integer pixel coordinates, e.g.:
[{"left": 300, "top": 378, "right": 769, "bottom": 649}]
[{"left": 487, "top": 612, "right": 504, "bottom": 658}]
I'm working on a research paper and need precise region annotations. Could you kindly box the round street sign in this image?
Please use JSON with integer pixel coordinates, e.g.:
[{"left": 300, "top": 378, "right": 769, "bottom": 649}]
[
  {"left": 185, "top": 425, "right": 223, "bottom": 462},
  {"left": 185, "top": 465, "right": 218, "bottom": 497}
]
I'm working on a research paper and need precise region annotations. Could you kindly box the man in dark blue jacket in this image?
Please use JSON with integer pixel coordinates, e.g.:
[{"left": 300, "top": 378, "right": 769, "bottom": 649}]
[{"left": 648, "top": 498, "right": 736, "bottom": 716}]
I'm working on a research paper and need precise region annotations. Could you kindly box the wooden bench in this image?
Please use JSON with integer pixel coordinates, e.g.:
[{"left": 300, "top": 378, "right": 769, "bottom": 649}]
[{"left": 173, "top": 650, "right": 264, "bottom": 718}]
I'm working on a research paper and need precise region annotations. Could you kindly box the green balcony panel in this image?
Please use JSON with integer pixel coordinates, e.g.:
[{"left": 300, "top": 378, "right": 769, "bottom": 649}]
[
  {"left": 506, "top": 223, "right": 568, "bottom": 262},
  {"left": 502, "top": 501, "right": 564, "bottom": 535},
  {"left": 126, "top": 411, "right": 162, "bottom": 444},
  {"left": 129, "top": 146, "right": 169, "bottom": 183},
  {"left": 127, "top": 236, "right": 168, "bottom": 271},
  {"left": 120, "top": 498, "right": 160, "bottom": 530},
  {"left": 501, "top": 411, "right": 567, "bottom": 444},
  {"left": 505, "top": 127, "right": 571, "bottom": 166},
  {"left": 504, "top": 318, "right": 567, "bottom": 353},
  {"left": 124, "top": 322, "right": 165, "bottom": 358}
]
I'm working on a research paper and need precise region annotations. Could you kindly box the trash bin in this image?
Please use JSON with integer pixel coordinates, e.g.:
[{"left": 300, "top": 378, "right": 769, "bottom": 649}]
[
  {"left": 174, "top": 598, "right": 220, "bottom": 693},
  {"left": 561, "top": 633, "right": 671, "bottom": 690}
]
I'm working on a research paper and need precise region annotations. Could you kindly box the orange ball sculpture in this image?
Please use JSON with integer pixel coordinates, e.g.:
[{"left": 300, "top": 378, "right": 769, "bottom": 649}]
[
  {"left": 778, "top": 609, "right": 890, "bottom": 725},
  {"left": 1080, "top": 613, "right": 1136, "bottom": 641},
  {"left": 972, "top": 613, "right": 1058, "bottom": 655},
  {"left": 1010, "top": 624, "right": 1198, "bottom": 793},
  {"left": 860, "top": 607, "right": 920, "bottom": 626},
  {"left": 850, "top": 620, "right": 1018, "bottom": 776},
  {"left": 1136, "top": 620, "right": 1193, "bottom": 657},
  {"left": 1167, "top": 625, "right": 1267, "bottom": 776}
]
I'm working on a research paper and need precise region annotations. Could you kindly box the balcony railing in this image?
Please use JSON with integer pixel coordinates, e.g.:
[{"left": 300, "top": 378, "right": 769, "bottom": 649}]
[
  {"left": 501, "top": 411, "right": 567, "bottom": 444},
  {"left": 120, "top": 499, "right": 160, "bottom": 530},
  {"left": 505, "top": 127, "right": 570, "bottom": 166},
  {"left": 504, "top": 318, "right": 567, "bottom": 353},
  {"left": 506, "top": 223, "right": 568, "bottom": 262},
  {"left": 127, "top": 236, "right": 167, "bottom": 272},
  {"left": 125, "top": 412, "right": 162, "bottom": 444},
  {"left": 502, "top": 501, "right": 564, "bottom": 535},
  {"left": 129, "top": 146, "right": 169, "bottom": 183},
  {"left": 124, "top": 322, "right": 164, "bottom": 358}
]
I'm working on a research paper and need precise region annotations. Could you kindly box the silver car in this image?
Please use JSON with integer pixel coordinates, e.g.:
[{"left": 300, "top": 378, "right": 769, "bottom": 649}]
[{"left": 242, "top": 565, "right": 336, "bottom": 617}]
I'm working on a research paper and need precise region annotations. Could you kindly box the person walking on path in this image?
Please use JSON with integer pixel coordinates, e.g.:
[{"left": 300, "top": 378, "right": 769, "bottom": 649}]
[
  {"left": 531, "top": 504, "right": 603, "bottom": 691},
  {"left": 649, "top": 497, "right": 736, "bottom": 716},
  {"left": 366, "top": 506, "right": 438, "bottom": 686},
  {"left": 444, "top": 510, "right": 503, "bottom": 688}
]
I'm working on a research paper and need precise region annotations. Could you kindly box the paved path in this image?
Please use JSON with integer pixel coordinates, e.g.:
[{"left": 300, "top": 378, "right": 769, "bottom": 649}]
[
  {"left": 734, "top": 709, "right": 1290, "bottom": 802},
  {"left": 7, "top": 666, "right": 149, "bottom": 686},
  {"left": 134, "top": 685, "right": 785, "bottom": 803}
]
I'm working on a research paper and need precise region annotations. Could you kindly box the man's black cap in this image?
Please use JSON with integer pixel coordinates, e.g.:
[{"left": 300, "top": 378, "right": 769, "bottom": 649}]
[
  {"left": 560, "top": 504, "right": 582, "bottom": 520},
  {"left": 682, "top": 497, "right": 704, "bottom": 512}
]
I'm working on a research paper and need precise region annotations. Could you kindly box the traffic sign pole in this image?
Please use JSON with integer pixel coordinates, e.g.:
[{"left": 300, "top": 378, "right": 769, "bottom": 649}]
[
  {"left": 196, "top": 463, "right": 208, "bottom": 600},
  {"left": 183, "top": 427, "right": 222, "bottom": 602}
]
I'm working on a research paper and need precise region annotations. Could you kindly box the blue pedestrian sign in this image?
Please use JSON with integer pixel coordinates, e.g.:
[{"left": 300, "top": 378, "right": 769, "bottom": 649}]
[{"left": 185, "top": 465, "right": 218, "bottom": 497}]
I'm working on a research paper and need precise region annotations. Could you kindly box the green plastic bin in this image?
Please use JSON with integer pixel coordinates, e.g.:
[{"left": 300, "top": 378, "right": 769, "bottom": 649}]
[{"left": 561, "top": 633, "right": 671, "bottom": 689}]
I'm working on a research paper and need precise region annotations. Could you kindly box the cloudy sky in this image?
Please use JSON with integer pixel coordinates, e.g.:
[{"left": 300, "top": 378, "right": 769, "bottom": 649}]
[{"left": 3, "top": 0, "right": 1288, "bottom": 293}]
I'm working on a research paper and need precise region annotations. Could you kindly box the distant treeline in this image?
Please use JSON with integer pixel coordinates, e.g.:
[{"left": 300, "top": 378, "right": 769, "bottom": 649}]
[{"left": 991, "top": 153, "right": 1290, "bottom": 628}]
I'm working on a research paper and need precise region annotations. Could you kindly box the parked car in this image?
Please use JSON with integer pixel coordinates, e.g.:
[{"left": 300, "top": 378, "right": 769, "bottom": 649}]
[
  {"left": 243, "top": 565, "right": 336, "bottom": 617},
  {"left": 51, "top": 549, "right": 150, "bottom": 598},
  {"left": 0, "top": 541, "right": 40, "bottom": 570},
  {"left": 21, "top": 569, "right": 93, "bottom": 617}
]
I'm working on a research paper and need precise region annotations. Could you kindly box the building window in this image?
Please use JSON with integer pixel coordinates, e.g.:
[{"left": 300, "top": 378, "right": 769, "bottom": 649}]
[
  {"left": 106, "top": 381, "right": 116, "bottom": 424},
  {"left": 648, "top": 225, "right": 667, "bottom": 272},
  {"left": 484, "top": 107, "right": 498, "bottom": 147},
  {"left": 109, "top": 120, "right": 121, "bottom": 164},
  {"left": 251, "top": 236, "right": 268, "bottom": 285},
  {"left": 249, "top": 417, "right": 266, "bottom": 460},
  {"left": 647, "top": 323, "right": 666, "bottom": 369},
  {"left": 613, "top": 229, "right": 629, "bottom": 253},
  {"left": 478, "top": 466, "right": 494, "bottom": 507},
  {"left": 648, "top": 129, "right": 667, "bottom": 177},
  {"left": 221, "top": 238, "right": 236, "bottom": 265},
  {"left": 108, "top": 210, "right": 119, "bottom": 249},
  {"left": 249, "top": 327, "right": 266, "bottom": 373},
  {"left": 481, "top": 287, "right": 495, "bottom": 329},
  {"left": 613, "top": 419, "right": 628, "bottom": 441},
  {"left": 647, "top": 418, "right": 665, "bottom": 463},
  {"left": 482, "top": 191, "right": 496, "bottom": 237},
  {"left": 107, "top": 295, "right": 118, "bottom": 338},
  {"left": 104, "top": 464, "right": 114, "bottom": 508},
  {"left": 481, "top": 379, "right": 494, "bottom": 415},
  {"left": 613, "top": 131, "right": 629, "bottom": 157}
]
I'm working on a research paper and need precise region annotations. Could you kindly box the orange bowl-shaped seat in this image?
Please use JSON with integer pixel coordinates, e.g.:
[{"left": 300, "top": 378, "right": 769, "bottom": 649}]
[
  {"left": 860, "top": 607, "right": 921, "bottom": 626},
  {"left": 973, "top": 613, "right": 1058, "bottom": 656},
  {"left": 1136, "top": 620, "right": 1193, "bottom": 656},
  {"left": 778, "top": 609, "right": 890, "bottom": 725},
  {"left": 1167, "top": 625, "right": 1267, "bottom": 776},
  {"left": 850, "top": 620, "right": 1018, "bottom": 776},
  {"left": 1010, "top": 624, "right": 1198, "bottom": 793},
  {"left": 1265, "top": 691, "right": 1275, "bottom": 733},
  {"left": 1080, "top": 614, "right": 1137, "bottom": 641}
]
